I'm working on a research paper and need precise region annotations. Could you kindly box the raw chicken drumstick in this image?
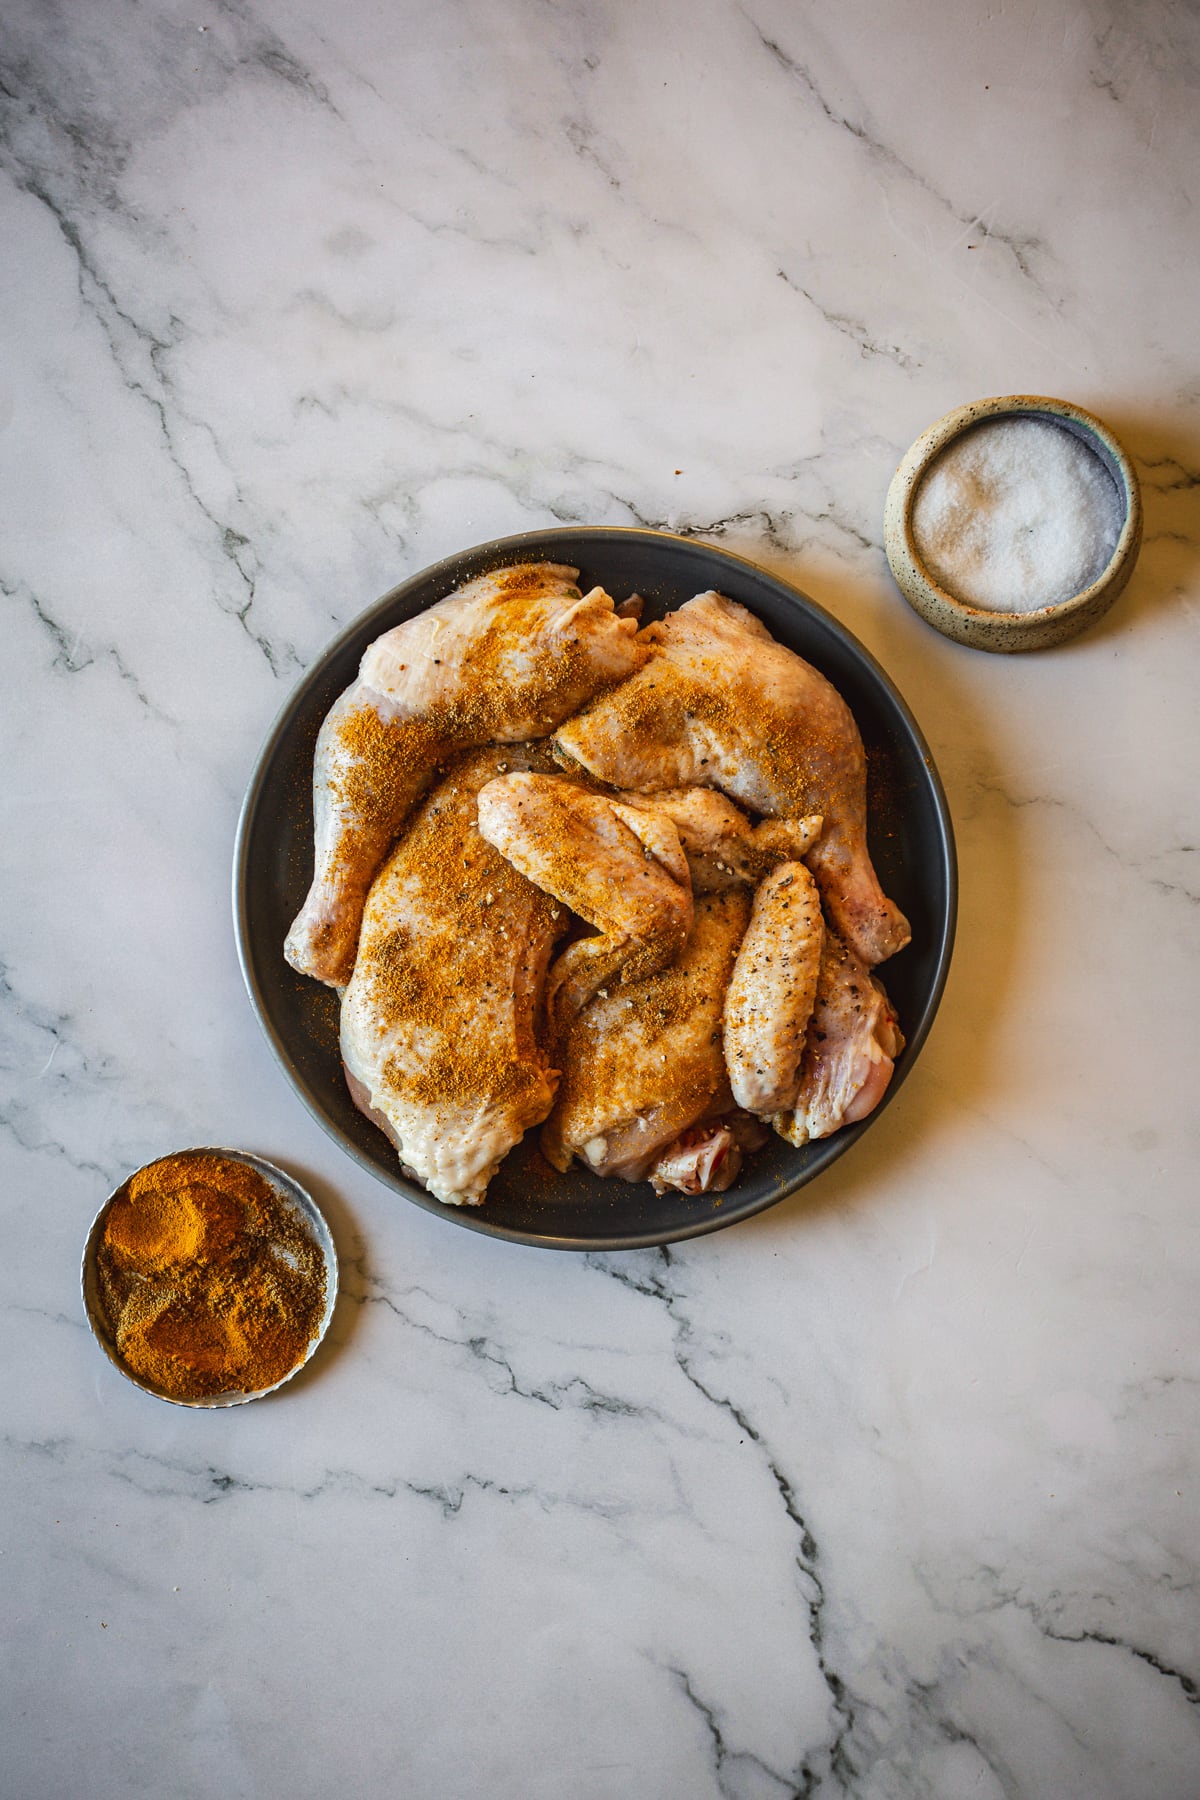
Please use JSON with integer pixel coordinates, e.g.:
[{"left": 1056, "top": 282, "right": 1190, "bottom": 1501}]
[
  {"left": 554, "top": 591, "right": 910, "bottom": 966},
  {"left": 475, "top": 773, "right": 693, "bottom": 1043},
  {"left": 286, "top": 563, "right": 646, "bottom": 986}
]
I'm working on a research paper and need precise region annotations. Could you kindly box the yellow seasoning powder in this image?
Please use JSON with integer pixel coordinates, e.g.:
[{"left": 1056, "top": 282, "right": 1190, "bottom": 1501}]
[{"left": 94, "top": 1152, "right": 327, "bottom": 1400}]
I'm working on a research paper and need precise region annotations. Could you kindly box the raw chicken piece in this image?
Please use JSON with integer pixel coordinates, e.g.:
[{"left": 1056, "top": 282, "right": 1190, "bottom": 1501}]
[
  {"left": 616, "top": 787, "right": 823, "bottom": 892},
  {"left": 649, "top": 1128, "right": 738, "bottom": 1195},
  {"left": 648, "top": 1114, "right": 769, "bottom": 1195},
  {"left": 286, "top": 563, "right": 645, "bottom": 986},
  {"left": 773, "top": 930, "right": 905, "bottom": 1146},
  {"left": 619, "top": 791, "right": 827, "bottom": 1117},
  {"left": 724, "top": 861, "right": 824, "bottom": 1115},
  {"left": 541, "top": 890, "right": 753, "bottom": 1186},
  {"left": 554, "top": 591, "right": 910, "bottom": 965},
  {"left": 339, "top": 746, "right": 567, "bottom": 1207},
  {"left": 475, "top": 773, "right": 693, "bottom": 1042}
]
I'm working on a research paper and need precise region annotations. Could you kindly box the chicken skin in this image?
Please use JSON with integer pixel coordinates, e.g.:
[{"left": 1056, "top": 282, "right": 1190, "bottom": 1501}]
[
  {"left": 554, "top": 591, "right": 909, "bottom": 966},
  {"left": 773, "top": 930, "right": 904, "bottom": 1146},
  {"left": 723, "top": 861, "right": 824, "bottom": 1115},
  {"left": 475, "top": 773, "right": 693, "bottom": 1043},
  {"left": 540, "top": 890, "right": 758, "bottom": 1191},
  {"left": 480, "top": 779, "right": 844, "bottom": 1192},
  {"left": 286, "top": 564, "right": 646, "bottom": 986},
  {"left": 339, "top": 746, "right": 567, "bottom": 1207},
  {"left": 615, "top": 787, "right": 823, "bottom": 893},
  {"left": 619, "top": 790, "right": 828, "bottom": 1116}
]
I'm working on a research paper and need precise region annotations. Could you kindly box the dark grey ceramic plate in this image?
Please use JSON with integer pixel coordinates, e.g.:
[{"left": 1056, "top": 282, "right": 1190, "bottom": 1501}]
[{"left": 234, "top": 527, "right": 956, "bottom": 1250}]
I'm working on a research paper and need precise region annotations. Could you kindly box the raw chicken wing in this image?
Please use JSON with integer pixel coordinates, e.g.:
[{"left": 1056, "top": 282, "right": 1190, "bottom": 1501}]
[
  {"left": 476, "top": 773, "right": 693, "bottom": 1041},
  {"left": 724, "top": 861, "right": 824, "bottom": 1115},
  {"left": 616, "top": 787, "right": 822, "bottom": 892},
  {"left": 541, "top": 891, "right": 757, "bottom": 1190}
]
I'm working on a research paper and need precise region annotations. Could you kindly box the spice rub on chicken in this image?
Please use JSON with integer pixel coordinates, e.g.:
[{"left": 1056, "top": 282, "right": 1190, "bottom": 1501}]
[
  {"left": 475, "top": 774, "right": 694, "bottom": 1044},
  {"left": 286, "top": 563, "right": 646, "bottom": 987},
  {"left": 339, "top": 746, "right": 569, "bottom": 1207},
  {"left": 540, "top": 890, "right": 766, "bottom": 1194},
  {"left": 481, "top": 786, "right": 819, "bottom": 1195},
  {"left": 554, "top": 591, "right": 910, "bottom": 967}
]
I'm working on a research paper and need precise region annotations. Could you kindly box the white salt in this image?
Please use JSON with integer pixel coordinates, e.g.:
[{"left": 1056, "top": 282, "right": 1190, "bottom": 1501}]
[{"left": 911, "top": 416, "right": 1123, "bottom": 613}]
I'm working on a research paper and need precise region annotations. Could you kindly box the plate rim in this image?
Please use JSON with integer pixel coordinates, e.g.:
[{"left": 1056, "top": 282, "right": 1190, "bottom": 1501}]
[{"left": 233, "top": 525, "right": 957, "bottom": 1250}]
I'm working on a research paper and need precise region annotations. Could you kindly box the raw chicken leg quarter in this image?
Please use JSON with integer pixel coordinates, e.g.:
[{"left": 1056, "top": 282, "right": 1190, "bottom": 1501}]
[
  {"left": 339, "top": 747, "right": 567, "bottom": 1207},
  {"left": 286, "top": 563, "right": 646, "bottom": 987},
  {"left": 554, "top": 590, "right": 910, "bottom": 967}
]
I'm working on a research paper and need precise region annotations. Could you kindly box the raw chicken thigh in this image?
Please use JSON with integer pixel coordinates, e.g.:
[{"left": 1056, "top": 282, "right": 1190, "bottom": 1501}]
[
  {"left": 286, "top": 564, "right": 645, "bottom": 986},
  {"left": 339, "top": 746, "right": 567, "bottom": 1207},
  {"left": 554, "top": 591, "right": 909, "bottom": 967}
]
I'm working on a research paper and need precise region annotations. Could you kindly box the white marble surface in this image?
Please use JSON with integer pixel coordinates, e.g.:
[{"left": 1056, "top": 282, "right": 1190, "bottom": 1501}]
[{"left": 2, "top": 1, "right": 1198, "bottom": 1794}]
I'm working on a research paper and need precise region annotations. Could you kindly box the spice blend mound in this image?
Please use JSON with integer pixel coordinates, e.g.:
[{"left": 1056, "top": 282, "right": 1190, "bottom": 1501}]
[{"left": 93, "top": 1152, "right": 328, "bottom": 1400}]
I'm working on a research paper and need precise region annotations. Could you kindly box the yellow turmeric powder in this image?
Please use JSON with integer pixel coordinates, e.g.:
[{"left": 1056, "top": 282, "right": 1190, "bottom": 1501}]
[{"left": 94, "top": 1152, "right": 327, "bottom": 1401}]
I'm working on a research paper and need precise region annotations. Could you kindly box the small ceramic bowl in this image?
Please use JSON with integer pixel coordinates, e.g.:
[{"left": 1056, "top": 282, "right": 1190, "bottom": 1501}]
[
  {"left": 82, "top": 1148, "right": 338, "bottom": 1408},
  {"left": 884, "top": 395, "right": 1142, "bottom": 651}
]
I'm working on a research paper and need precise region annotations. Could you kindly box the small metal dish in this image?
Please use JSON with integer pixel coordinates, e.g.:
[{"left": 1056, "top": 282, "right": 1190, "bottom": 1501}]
[
  {"left": 884, "top": 395, "right": 1142, "bottom": 651},
  {"left": 81, "top": 1148, "right": 338, "bottom": 1408}
]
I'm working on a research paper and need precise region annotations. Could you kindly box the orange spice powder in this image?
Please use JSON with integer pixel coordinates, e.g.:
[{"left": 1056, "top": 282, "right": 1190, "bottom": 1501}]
[{"left": 95, "top": 1153, "right": 327, "bottom": 1401}]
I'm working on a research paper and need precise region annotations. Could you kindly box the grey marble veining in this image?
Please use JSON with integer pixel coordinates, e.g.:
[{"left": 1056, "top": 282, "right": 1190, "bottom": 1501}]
[{"left": 2, "top": 2, "right": 1198, "bottom": 1796}]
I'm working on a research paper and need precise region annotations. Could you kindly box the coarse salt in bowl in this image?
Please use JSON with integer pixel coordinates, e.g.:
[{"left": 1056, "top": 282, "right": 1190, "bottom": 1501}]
[{"left": 884, "top": 396, "right": 1142, "bottom": 651}]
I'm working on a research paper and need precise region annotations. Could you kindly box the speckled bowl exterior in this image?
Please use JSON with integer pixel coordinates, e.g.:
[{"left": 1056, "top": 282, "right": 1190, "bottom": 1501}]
[{"left": 884, "top": 395, "right": 1142, "bottom": 652}]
